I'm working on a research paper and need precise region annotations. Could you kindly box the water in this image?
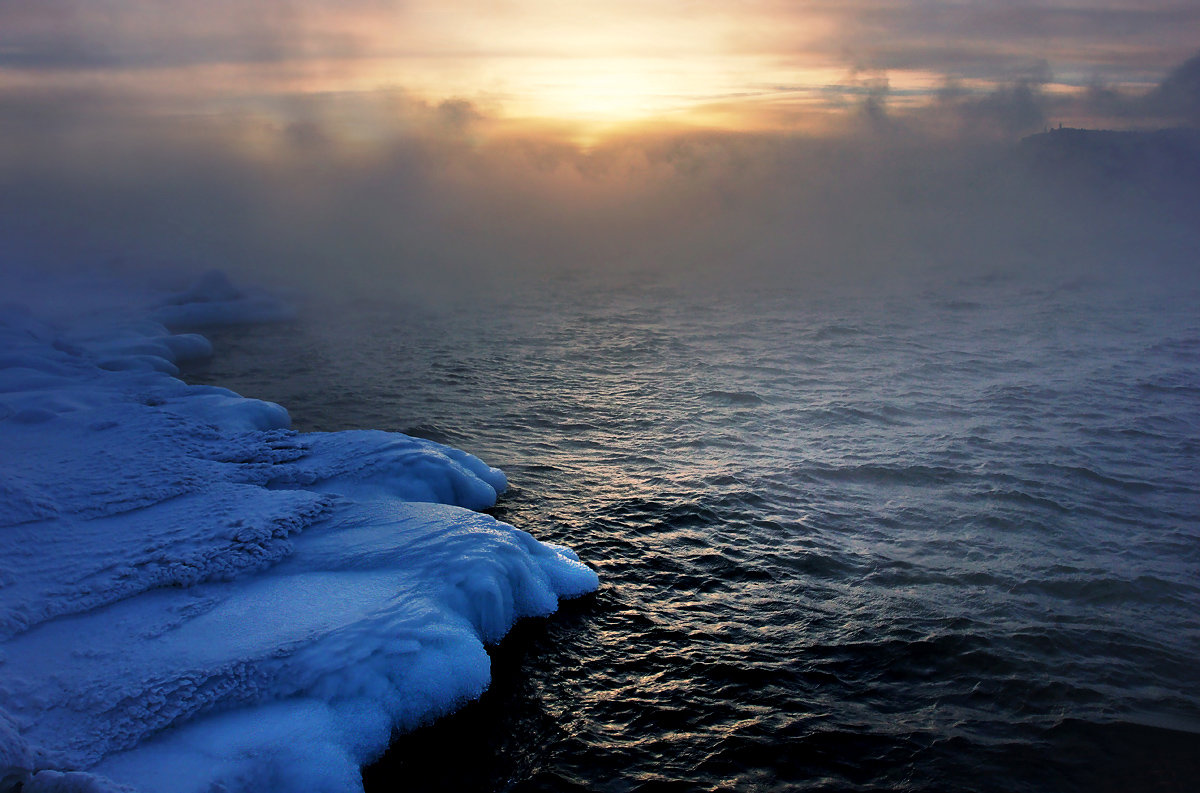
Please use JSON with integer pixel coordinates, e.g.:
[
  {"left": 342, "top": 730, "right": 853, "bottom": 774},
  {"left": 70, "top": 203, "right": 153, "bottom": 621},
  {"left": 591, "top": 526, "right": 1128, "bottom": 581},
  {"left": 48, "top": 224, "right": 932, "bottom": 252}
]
[{"left": 186, "top": 271, "right": 1200, "bottom": 792}]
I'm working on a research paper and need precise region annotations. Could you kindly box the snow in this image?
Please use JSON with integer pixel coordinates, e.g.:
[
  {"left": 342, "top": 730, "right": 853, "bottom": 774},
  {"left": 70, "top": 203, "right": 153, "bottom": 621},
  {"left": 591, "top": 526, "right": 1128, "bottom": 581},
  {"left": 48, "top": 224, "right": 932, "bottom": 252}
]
[{"left": 0, "top": 272, "right": 598, "bottom": 793}]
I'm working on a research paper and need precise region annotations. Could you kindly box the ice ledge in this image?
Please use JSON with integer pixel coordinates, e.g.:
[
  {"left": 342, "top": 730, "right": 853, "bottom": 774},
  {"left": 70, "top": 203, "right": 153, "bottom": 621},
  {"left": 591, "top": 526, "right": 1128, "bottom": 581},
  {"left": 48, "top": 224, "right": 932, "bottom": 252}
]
[{"left": 0, "top": 272, "right": 597, "bottom": 793}]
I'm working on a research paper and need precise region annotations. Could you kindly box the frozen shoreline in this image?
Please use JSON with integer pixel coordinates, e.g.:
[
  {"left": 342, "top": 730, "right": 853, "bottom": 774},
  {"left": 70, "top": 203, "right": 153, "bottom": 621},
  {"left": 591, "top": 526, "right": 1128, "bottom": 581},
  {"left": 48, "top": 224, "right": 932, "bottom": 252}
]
[{"left": 0, "top": 272, "right": 597, "bottom": 793}]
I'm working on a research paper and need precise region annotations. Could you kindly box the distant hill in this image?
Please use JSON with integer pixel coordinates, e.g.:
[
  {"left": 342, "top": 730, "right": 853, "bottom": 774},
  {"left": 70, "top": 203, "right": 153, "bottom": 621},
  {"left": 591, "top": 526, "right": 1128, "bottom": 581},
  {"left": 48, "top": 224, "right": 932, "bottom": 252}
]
[{"left": 1018, "top": 126, "right": 1200, "bottom": 208}]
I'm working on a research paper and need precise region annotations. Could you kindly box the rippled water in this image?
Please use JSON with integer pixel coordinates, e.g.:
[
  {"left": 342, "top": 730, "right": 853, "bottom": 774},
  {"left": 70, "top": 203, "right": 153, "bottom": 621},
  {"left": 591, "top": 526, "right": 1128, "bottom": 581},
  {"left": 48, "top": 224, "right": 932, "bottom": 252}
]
[{"left": 188, "top": 271, "right": 1200, "bottom": 792}]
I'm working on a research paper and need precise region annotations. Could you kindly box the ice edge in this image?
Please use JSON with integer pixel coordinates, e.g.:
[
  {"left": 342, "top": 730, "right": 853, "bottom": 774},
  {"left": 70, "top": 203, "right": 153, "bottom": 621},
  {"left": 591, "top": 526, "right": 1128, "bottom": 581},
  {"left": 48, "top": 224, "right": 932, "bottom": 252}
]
[{"left": 0, "top": 272, "right": 599, "bottom": 793}]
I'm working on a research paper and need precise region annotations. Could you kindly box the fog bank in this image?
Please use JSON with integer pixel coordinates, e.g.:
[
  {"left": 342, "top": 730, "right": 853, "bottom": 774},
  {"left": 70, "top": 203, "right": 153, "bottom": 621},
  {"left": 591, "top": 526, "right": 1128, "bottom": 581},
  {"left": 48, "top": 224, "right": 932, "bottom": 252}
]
[{"left": 3, "top": 70, "right": 1198, "bottom": 304}]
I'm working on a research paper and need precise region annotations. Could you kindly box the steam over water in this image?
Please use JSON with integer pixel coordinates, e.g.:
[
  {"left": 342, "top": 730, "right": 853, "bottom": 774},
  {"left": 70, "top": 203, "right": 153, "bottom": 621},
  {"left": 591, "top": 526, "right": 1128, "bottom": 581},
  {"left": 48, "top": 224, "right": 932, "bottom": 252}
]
[{"left": 188, "top": 270, "right": 1200, "bottom": 792}]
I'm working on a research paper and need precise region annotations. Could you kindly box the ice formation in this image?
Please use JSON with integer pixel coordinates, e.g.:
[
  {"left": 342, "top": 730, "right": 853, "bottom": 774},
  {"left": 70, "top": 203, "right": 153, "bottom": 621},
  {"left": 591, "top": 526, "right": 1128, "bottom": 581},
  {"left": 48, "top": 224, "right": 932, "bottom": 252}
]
[{"left": 0, "top": 272, "right": 598, "bottom": 793}]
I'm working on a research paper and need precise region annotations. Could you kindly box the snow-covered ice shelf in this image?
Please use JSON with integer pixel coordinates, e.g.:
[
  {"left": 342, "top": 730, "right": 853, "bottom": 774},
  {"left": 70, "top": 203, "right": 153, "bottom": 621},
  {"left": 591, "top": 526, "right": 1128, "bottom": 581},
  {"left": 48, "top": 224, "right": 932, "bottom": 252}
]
[{"left": 0, "top": 273, "right": 598, "bottom": 793}]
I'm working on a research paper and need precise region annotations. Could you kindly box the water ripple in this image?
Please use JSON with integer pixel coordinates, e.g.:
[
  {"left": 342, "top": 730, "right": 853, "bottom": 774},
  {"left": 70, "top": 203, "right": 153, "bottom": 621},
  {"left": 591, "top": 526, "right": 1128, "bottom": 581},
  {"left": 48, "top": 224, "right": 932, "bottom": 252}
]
[{"left": 187, "top": 279, "right": 1200, "bottom": 792}]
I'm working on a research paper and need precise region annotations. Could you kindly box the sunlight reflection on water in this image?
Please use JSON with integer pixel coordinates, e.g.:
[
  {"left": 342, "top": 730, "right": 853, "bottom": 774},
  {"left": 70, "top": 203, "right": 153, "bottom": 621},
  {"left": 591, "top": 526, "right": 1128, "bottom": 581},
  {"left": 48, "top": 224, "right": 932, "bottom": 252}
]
[{"left": 188, "top": 272, "right": 1200, "bottom": 793}]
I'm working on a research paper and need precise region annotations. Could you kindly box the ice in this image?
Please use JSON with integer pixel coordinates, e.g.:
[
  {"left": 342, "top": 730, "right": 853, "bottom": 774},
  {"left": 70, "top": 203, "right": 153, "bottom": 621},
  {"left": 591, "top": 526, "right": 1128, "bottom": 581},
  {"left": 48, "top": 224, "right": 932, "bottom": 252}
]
[
  {"left": 151, "top": 270, "right": 296, "bottom": 329},
  {"left": 0, "top": 273, "right": 598, "bottom": 793}
]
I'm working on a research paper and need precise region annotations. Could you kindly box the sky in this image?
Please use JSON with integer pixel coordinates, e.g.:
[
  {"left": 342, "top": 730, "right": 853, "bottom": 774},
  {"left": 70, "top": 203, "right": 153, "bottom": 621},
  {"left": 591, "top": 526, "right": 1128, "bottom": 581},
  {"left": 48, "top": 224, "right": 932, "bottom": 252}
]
[
  {"left": 2, "top": 0, "right": 1198, "bottom": 137},
  {"left": 1, "top": 1, "right": 1198, "bottom": 295}
]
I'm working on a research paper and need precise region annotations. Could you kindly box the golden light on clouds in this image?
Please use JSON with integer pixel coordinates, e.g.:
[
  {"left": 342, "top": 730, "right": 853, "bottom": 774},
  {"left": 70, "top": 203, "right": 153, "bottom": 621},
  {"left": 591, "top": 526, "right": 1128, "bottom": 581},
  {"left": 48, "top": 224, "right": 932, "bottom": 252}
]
[
  {"left": 344, "top": 1, "right": 842, "bottom": 132},
  {"left": 1, "top": 0, "right": 1196, "bottom": 141}
]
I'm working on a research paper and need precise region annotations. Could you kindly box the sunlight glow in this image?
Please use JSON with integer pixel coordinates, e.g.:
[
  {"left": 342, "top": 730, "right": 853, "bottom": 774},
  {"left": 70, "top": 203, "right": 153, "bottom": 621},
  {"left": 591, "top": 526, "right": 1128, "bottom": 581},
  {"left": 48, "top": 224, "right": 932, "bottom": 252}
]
[{"left": 1, "top": 0, "right": 1186, "bottom": 143}]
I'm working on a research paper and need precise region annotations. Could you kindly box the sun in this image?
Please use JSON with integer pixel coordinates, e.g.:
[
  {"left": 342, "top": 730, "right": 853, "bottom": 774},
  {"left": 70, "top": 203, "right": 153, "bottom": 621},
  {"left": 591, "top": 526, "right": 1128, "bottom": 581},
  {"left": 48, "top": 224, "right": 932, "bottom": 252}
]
[
  {"left": 491, "top": 56, "right": 719, "bottom": 127},
  {"left": 531, "top": 60, "right": 691, "bottom": 122}
]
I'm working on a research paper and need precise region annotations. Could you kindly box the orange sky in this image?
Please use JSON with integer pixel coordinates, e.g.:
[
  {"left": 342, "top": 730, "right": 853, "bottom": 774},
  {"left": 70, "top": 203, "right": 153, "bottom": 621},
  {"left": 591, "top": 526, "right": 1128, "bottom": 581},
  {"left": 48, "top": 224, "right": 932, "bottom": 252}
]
[{"left": 1, "top": 1, "right": 1198, "bottom": 140}]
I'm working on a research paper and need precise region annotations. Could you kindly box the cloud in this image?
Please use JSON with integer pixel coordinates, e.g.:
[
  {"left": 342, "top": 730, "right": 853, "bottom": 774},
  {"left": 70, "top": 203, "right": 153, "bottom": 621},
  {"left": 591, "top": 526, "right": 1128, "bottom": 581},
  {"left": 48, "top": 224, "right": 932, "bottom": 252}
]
[
  {"left": 1, "top": 34, "right": 1198, "bottom": 305},
  {"left": 3, "top": 86, "right": 1195, "bottom": 307},
  {"left": 813, "top": 1, "right": 1200, "bottom": 81},
  {"left": 2, "top": 0, "right": 1196, "bottom": 132},
  {"left": 930, "top": 74, "right": 1051, "bottom": 138},
  {"left": 0, "top": 0, "right": 386, "bottom": 71},
  {"left": 867, "top": 48, "right": 1200, "bottom": 136},
  {"left": 1145, "top": 52, "right": 1200, "bottom": 125},
  {"left": 1028, "top": 50, "right": 1200, "bottom": 129}
]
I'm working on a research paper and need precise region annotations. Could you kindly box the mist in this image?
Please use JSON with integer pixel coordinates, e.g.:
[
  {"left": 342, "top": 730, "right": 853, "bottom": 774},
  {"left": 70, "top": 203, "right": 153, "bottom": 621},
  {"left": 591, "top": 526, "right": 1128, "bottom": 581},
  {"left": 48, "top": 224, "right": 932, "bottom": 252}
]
[
  {"left": 2, "top": 58, "right": 1199, "bottom": 307},
  {"left": 5, "top": 10, "right": 1200, "bottom": 793}
]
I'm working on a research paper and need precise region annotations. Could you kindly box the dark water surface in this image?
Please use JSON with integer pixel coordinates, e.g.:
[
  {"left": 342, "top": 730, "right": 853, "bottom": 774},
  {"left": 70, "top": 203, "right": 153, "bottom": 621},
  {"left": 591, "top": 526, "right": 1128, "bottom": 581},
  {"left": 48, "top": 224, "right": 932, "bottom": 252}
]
[{"left": 188, "top": 272, "right": 1200, "bottom": 792}]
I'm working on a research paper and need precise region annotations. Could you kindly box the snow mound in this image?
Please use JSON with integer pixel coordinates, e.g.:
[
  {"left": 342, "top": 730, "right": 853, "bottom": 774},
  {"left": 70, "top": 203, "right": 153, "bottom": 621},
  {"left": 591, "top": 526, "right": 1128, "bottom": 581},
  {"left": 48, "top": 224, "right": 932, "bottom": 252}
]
[{"left": 0, "top": 273, "right": 597, "bottom": 793}]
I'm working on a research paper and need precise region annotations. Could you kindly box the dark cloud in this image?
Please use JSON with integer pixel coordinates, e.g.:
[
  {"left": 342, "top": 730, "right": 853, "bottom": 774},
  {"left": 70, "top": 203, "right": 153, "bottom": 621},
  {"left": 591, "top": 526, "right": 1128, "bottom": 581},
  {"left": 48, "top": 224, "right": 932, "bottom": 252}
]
[
  {"left": 0, "top": 0, "right": 380, "bottom": 71},
  {"left": 1145, "top": 52, "right": 1200, "bottom": 126},
  {"left": 811, "top": 1, "right": 1199, "bottom": 82},
  {"left": 930, "top": 76, "right": 1051, "bottom": 138},
  {"left": 0, "top": 31, "right": 361, "bottom": 71},
  {"left": 842, "top": 3, "right": 1200, "bottom": 43},
  {"left": 1031, "top": 50, "right": 1200, "bottom": 129},
  {"left": 863, "top": 48, "right": 1200, "bottom": 135}
]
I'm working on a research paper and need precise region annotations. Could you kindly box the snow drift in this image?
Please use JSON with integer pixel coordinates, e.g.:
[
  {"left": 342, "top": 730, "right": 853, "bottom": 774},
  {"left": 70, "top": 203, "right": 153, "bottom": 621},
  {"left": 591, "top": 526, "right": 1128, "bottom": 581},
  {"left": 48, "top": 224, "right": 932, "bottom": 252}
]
[{"left": 0, "top": 272, "right": 598, "bottom": 793}]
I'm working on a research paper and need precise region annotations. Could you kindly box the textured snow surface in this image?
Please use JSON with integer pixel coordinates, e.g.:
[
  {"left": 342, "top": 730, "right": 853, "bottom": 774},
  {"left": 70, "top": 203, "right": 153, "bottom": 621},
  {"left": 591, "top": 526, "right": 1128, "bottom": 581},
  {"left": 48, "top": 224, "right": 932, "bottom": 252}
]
[{"left": 0, "top": 274, "right": 598, "bottom": 793}]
